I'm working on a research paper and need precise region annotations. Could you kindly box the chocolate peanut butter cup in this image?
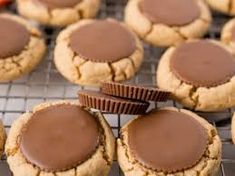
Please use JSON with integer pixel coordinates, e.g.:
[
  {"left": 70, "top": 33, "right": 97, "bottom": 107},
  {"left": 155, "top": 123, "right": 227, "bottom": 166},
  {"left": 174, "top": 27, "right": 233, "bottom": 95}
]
[
  {"left": 39, "top": 0, "right": 81, "bottom": 9},
  {"left": 78, "top": 90, "right": 149, "bottom": 114},
  {"left": 139, "top": 0, "right": 200, "bottom": 26},
  {"left": 170, "top": 40, "right": 235, "bottom": 87},
  {"left": 127, "top": 109, "right": 208, "bottom": 173},
  {"left": 70, "top": 19, "right": 136, "bottom": 63},
  {"left": 20, "top": 104, "right": 101, "bottom": 172},
  {"left": 101, "top": 82, "right": 170, "bottom": 102},
  {"left": 0, "top": 17, "right": 30, "bottom": 58}
]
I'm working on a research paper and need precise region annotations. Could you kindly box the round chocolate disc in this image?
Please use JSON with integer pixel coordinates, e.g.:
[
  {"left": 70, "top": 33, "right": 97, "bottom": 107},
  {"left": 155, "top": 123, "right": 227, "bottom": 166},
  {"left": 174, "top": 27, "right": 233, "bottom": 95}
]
[
  {"left": 20, "top": 104, "right": 100, "bottom": 172},
  {"left": 39, "top": 0, "right": 81, "bottom": 9},
  {"left": 139, "top": 0, "right": 200, "bottom": 26},
  {"left": 170, "top": 40, "right": 235, "bottom": 87},
  {"left": 0, "top": 17, "right": 30, "bottom": 59},
  {"left": 70, "top": 20, "right": 136, "bottom": 63},
  {"left": 128, "top": 110, "right": 208, "bottom": 173}
]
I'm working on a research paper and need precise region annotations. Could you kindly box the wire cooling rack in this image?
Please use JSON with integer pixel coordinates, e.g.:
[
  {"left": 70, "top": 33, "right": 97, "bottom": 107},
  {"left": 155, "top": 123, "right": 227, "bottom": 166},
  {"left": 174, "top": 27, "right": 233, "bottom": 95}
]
[{"left": 0, "top": 0, "right": 235, "bottom": 175}]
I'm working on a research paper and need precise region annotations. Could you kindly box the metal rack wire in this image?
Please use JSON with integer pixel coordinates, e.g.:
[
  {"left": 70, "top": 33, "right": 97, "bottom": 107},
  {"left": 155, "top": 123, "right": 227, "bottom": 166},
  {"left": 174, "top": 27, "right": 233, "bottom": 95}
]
[{"left": 0, "top": 0, "right": 235, "bottom": 175}]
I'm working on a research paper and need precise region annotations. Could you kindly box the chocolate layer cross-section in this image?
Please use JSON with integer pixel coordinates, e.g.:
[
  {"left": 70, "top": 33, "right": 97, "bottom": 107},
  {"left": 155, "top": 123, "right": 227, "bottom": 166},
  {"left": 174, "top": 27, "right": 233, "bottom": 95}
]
[
  {"left": 78, "top": 90, "right": 149, "bottom": 114},
  {"left": 101, "top": 82, "right": 170, "bottom": 102},
  {"left": 70, "top": 19, "right": 136, "bottom": 63},
  {"left": 0, "top": 17, "right": 30, "bottom": 58},
  {"left": 128, "top": 109, "right": 208, "bottom": 173},
  {"left": 20, "top": 104, "right": 100, "bottom": 172},
  {"left": 139, "top": 0, "right": 200, "bottom": 26}
]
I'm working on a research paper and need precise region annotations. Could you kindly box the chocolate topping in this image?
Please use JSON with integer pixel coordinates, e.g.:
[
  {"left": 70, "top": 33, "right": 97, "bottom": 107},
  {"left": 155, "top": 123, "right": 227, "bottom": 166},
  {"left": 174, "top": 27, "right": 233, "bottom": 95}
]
[
  {"left": 128, "top": 110, "right": 208, "bottom": 173},
  {"left": 101, "top": 82, "right": 170, "bottom": 102},
  {"left": 20, "top": 104, "right": 100, "bottom": 172},
  {"left": 78, "top": 90, "right": 149, "bottom": 114},
  {"left": 170, "top": 40, "right": 235, "bottom": 87},
  {"left": 70, "top": 20, "right": 136, "bottom": 63},
  {"left": 139, "top": 0, "right": 200, "bottom": 26},
  {"left": 39, "top": 0, "right": 81, "bottom": 9},
  {"left": 0, "top": 17, "right": 30, "bottom": 59}
]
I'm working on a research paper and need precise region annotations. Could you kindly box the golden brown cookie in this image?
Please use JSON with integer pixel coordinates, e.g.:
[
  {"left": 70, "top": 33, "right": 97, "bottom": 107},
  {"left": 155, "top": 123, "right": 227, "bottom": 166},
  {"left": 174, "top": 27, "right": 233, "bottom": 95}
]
[
  {"left": 232, "top": 113, "right": 235, "bottom": 144},
  {"left": 206, "top": 0, "right": 235, "bottom": 16},
  {"left": 0, "top": 13, "right": 46, "bottom": 81},
  {"left": 221, "top": 18, "right": 235, "bottom": 54},
  {"left": 0, "top": 119, "right": 6, "bottom": 157},
  {"left": 157, "top": 40, "right": 235, "bottom": 112},
  {"left": 124, "top": 0, "right": 211, "bottom": 47},
  {"left": 117, "top": 107, "right": 222, "bottom": 176},
  {"left": 5, "top": 101, "right": 115, "bottom": 176},
  {"left": 16, "top": 0, "right": 101, "bottom": 26},
  {"left": 54, "top": 19, "right": 143, "bottom": 86}
]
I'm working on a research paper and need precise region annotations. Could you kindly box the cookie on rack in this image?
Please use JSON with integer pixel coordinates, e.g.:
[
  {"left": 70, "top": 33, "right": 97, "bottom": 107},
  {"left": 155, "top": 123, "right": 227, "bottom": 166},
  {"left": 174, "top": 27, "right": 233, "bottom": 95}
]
[
  {"left": 124, "top": 0, "right": 211, "bottom": 47},
  {"left": 157, "top": 40, "right": 235, "bottom": 112},
  {"left": 117, "top": 107, "right": 222, "bottom": 176},
  {"left": 206, "top": 0, "right": 235, "bottom": 16},
  {"left": 221, "top": 18, "right": 235, "bottom": 54},
  {"left": 16, "top": 0, "right": 101, "bottom": 27},
  {"left": 5, "top": 101, "right": 115, "bottom": 176},
  {"left": 0, "top": 13, "right": 46, "bottom": 81},
  {"left": 54, "top": 18, "right": 143, "bottom": 86},
  {"left": 0, "top": 119, "right": 6, "bottom": 157}
]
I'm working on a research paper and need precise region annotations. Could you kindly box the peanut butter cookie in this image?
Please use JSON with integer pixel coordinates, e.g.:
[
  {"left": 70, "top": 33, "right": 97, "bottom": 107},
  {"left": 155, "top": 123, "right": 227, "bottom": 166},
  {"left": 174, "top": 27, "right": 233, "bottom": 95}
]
[
  {"left": 206, "top": 0, "right": 235, "bottom": 16},
  {"left": 0, "top": 119, "right": 6, "bottom": 157},
  {"left": 221, "top": 18, "right": 235, "bottom": 54},
  {"left": 5, "top": 101, "right": 115, "bottom": 176},
  {"left": 54, "top": 19, "right": 143, "bottom": 86},
  {"left": 0, "top": 13, "right": 46, "bottom": 81},
  {"left": 125, "top": 0, "right": 211, "bottom": 47},
  {"left": 157, "top": 40, "right": 235, "bottom": 112},
  {"left": 118, "top": 107, "right": 222, "bottom": 176},
  {"left": 16, "top": 0, "right": 101, "bottom": 26}
]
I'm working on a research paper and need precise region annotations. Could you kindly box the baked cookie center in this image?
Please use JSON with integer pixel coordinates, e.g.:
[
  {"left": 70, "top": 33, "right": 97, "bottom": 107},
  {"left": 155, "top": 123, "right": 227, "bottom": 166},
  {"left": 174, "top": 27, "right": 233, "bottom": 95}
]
[
  {"left": 0, "top": 17, "right": 30, "bottom": 59},
  {"left": 170, "top": 40, "right": 235, "bottom": 87},
  {"left": 39, "top": 0, "right": 81, "bottom": 9},
  {"left": 139, "top": 0, "right": 200, "bottom": 26},
  {"left": 69, "top": 20, "right": 136, "bottom": 63},
  {"left": 20, "top": 104, "right": 100, "bottom": 172},
  {"left": 127, "top": 110, "right": 208, "bottom": 173}
]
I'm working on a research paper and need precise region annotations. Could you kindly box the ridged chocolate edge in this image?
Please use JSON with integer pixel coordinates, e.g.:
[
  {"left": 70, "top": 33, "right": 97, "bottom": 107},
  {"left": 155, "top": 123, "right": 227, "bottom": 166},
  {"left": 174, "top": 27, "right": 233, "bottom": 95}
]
[
  {"left": 101, "top": 82, "right": 170, "bottom": 102},
  {"left": 78, "top": 92, "right": 149, "bottom": 115}
]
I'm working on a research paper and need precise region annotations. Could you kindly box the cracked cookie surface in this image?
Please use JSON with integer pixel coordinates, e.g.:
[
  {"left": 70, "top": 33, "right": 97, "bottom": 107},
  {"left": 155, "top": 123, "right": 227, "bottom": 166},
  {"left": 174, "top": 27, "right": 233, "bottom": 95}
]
[
  {"left": 5, "top": 101, "right": 115, "bottom": 176},
  {"left": 0, "top": 13, "right": 46, "bottom": 82},
  {"left": 124, "top": 0, "right": 211, "bottom": 47},
  {"left": 206, "top": 0, "right": 235, "bottom": 16},
  {"left": 0, "top": 119, "right": 6, "bottom": 157},
  {"left": 54, "top": 19, "right": 144, "bottom": 86},
  {"left": 157, "top": 40, "right": 235, "bottom": 112},
  {"left": 117, "top": 107, "right": 222, "bottom": 176},
  {"left": 16, "top": 0, "right": 101, "bottom": 27},
  {"left": 221, "top": 18, "right": 235, "bottom": 54}
]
